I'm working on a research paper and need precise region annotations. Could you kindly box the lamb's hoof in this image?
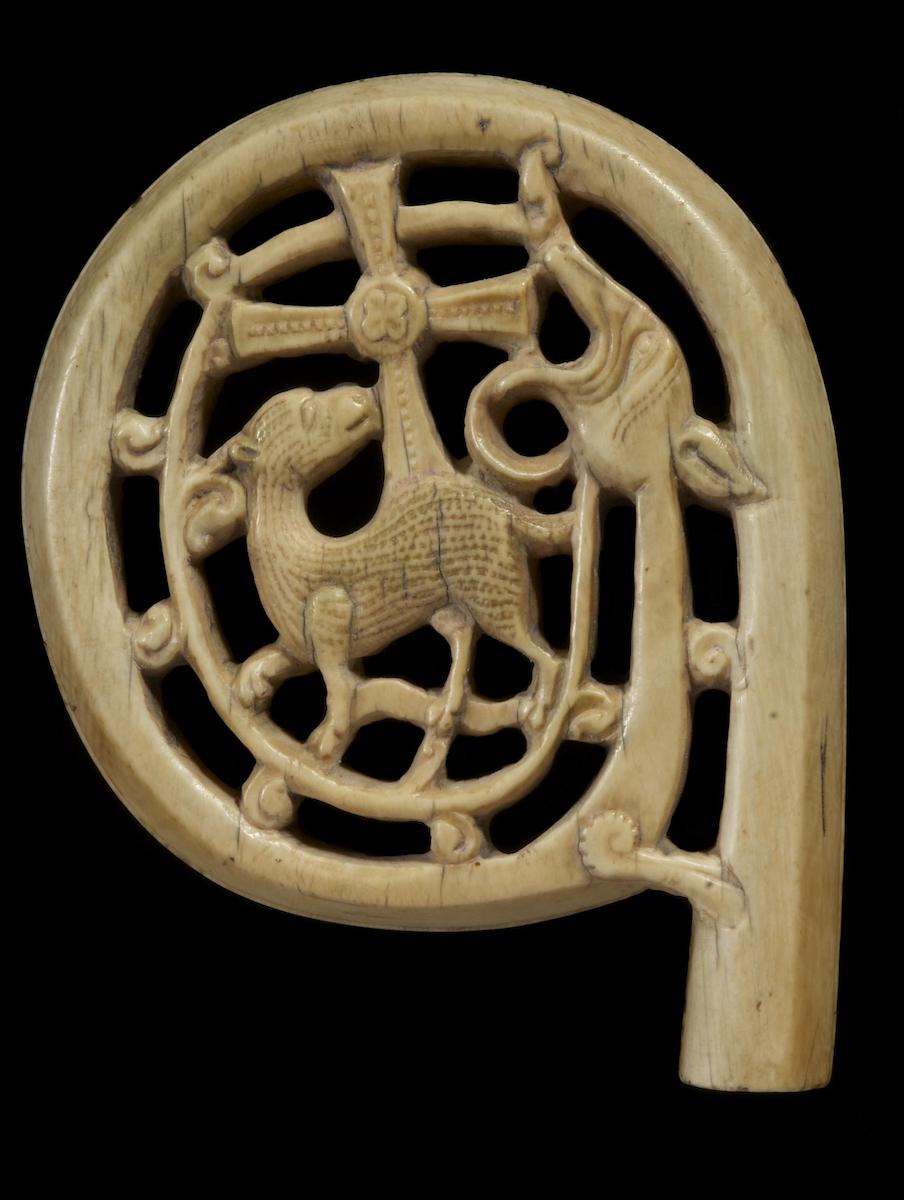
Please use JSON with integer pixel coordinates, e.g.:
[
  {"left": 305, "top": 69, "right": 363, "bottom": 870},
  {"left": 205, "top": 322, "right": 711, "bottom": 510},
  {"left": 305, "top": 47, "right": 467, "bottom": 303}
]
[
  {"left": 235, "top": 658, "right": 275, "bottom": 711},
  {"left": 426, "top": 697, "right": 457, "bottom": 739},
  {"left": 518, "top": 692, "right": 549, "bottom": 732},
  {"left": 308, "top": 721, "right": 345, "bottom": 761}
]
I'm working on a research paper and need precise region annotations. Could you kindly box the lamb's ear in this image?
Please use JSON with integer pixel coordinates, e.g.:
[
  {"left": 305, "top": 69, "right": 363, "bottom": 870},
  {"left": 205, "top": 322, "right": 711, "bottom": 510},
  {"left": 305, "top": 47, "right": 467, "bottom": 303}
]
[
  {"left": 229, "top": 438, "right": 259, "bottom": 465},
  {"left": 673, "top": 417, "right": 765, "bottom": 502}
]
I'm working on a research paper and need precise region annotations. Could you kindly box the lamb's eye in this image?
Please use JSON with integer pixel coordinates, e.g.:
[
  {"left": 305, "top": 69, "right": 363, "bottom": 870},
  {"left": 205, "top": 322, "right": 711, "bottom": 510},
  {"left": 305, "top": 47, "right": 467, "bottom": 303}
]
[{"left": 300, "top": 398, "right": 317, "bottom": 431}]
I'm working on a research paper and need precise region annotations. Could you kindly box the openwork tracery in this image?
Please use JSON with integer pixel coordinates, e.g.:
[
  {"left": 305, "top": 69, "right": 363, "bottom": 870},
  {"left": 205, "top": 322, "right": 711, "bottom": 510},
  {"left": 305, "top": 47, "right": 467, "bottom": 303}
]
[
  {"left": 27, "top": 75, "right": 846, "bottom": 1089},
  {"left": 112, "top": 140, "right": 763, "bottom": 914}
]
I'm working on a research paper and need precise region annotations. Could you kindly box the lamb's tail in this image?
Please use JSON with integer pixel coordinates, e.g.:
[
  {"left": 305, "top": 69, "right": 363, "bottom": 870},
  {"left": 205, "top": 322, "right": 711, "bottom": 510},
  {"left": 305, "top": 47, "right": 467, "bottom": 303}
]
[{"left": 510, "top": 502, "right": 574, "bottom": 556}]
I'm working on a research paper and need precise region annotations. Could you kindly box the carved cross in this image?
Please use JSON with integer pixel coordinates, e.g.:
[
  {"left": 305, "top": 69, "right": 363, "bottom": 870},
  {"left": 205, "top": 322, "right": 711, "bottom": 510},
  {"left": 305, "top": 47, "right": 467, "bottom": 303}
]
[{"left": 187, "top": 160, "right": 540, "bottom": 480}]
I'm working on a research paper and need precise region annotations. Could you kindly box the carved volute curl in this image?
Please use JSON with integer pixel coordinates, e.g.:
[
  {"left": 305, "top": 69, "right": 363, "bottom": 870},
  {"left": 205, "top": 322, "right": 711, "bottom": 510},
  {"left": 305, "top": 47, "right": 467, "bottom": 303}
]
[
  {"left": 23, "top": 77, "right": 844, "bottom": 1093},
  {"left": 241, "top": 765, "right": 295, "bottom": 831},
  {"left": 111, "top": 410, "right": 168, "bottom": 475},
  {"left": 130, "top": 600, "right": 183, "bottom": 675}
]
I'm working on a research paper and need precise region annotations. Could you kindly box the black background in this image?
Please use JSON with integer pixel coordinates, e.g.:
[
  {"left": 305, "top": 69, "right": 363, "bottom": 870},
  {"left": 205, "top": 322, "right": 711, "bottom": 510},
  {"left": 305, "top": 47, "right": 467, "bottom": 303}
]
[{"left": 13, "top": 21, "right": 891, "bottom": 1138}]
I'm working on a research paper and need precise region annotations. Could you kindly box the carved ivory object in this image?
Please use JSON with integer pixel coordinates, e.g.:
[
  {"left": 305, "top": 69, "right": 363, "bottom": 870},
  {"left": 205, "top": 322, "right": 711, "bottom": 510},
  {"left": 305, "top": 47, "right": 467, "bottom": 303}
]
[{"left": 22, "top": 76, "right": 845, "bottom": 1090}]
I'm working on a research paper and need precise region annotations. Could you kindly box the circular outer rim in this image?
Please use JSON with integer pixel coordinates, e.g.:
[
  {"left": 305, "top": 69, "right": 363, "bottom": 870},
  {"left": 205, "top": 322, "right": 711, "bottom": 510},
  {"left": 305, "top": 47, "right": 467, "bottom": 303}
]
[{"left": 22, "top": 74, "right": 842, "bottom": 931}]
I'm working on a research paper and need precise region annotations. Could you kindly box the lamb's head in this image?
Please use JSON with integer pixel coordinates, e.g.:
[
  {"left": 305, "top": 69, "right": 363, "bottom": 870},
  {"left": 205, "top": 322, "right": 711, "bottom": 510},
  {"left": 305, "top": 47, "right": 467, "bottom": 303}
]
[{"left": 229, "top": 385, "right": 382, "bottom": 488}]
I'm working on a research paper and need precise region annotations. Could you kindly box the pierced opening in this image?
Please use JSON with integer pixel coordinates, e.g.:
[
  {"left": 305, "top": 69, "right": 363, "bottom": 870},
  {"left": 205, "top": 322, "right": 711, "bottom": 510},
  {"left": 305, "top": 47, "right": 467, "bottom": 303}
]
[
  {"left": 306, "top": 440, "right": 384, "bottom": 536},
  {"left": 568, "top": 203, "right": 729, "bottom": 423},
  {"left": 342, "top": 719, "right": 424, "bottom": 781},
  {"left": 117, "top": 475, "right": 169, "bottom": 613},
  {"left": 261, "top": 258, "right": 360, "bottom": 307},
  {"left": 472, "top": 636, "right": 533, "bottom": 700},
  {"left": 203, "top": 538, "right": 277, "bottom": 662},
  {"left": 489, "top": 742, "right": 608, "bottom": 853},
  {"left": 202, "top": 356, "right": 380, "bottom": 457},
  {"left": 362, "top": 625, "right": 451, "bottom": 690},
  {"left": 404, "top": 164, "right": 520, "bottom": 206},
  {"left": 158, "top": 665, "right": 255, "bottom": 793},
  {"left": 227, "top": 188, "right": 334, "bottom": 255},
  {"left": 446, "top": 728, "right": 527, "bottom": 781},
  {"left": 134, "top": 293, "right": 201, "bottom": 417},
  {"left": 534, "top": 478, "right": 575, "bottom": 514},
  {"left": 668, "top": 690, "right": 730, "bottom": 851},
  {"left": 592, "top": 502, "right": 636, "bottom": 685},
  {"left": 269, "top": 673, "right": 328, "bottom": 744},
  {"left": 416, "top": 244, "right": 529, "bottom": 286},
  {"left": 422, "top": 342, "right": 508, "bottom": 462},
  {"left": 538, "top": 290, "right": 591, "bottom": 364},
  {"left": 685, "top": 504, "right": 739, "bottom": 622},
  {"left": 295, "top": 797, "right": 430, "bottom": 858},
  {"left": 536, "top": 555, "right": 572, "bottom": 651},
  {"left": 502, "top": 399, "right": 568, "bottom": 457}
]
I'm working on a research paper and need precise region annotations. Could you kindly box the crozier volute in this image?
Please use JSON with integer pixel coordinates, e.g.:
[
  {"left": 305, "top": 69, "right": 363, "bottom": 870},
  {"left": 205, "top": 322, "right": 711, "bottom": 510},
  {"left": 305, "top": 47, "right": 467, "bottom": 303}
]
[{"left": 23, "top": 76, "right": 845, "bottom": 1091}]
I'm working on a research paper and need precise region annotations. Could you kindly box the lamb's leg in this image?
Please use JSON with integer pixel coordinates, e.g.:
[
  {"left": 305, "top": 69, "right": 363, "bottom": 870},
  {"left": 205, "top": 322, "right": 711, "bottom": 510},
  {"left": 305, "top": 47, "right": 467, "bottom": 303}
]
[
  {"left": 459, "top": 540, "right": 563, "bottom": 732},
  {"left": 516, "top": 632, "right": 562, "bottom": 732},
  {"left": 475, "top": 601, "right": 561, "bottom": 732},
  {"left": 306, "top": 585, "right": 356, "bottom": 760},
  {"left": 426, "top": 606, "right": 475, "bottom": 738}
]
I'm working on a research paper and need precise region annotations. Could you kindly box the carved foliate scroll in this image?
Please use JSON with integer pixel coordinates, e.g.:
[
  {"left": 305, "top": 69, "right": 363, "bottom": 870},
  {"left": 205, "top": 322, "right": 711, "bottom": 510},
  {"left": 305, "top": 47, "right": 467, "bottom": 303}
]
[{"left": 23, "top": 77, "right": 844, "bottom": 1092}]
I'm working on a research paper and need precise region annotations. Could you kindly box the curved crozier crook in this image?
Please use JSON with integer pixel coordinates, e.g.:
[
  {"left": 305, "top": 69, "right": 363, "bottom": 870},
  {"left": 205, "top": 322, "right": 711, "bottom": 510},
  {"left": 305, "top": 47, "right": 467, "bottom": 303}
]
[{"left": 24, "top": 78, "right": 843, "bottom": 1096}]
